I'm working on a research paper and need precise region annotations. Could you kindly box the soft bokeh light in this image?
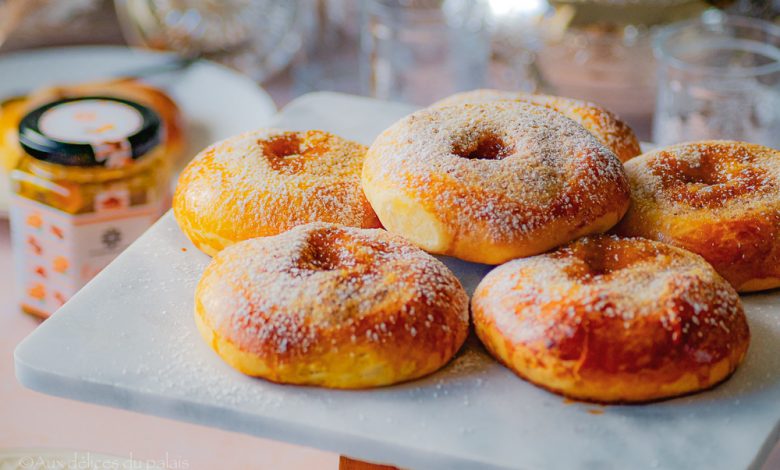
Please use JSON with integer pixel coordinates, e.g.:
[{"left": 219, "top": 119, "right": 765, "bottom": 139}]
[{"left": 488, "top": 0, "right": 546, "bottom": 17}]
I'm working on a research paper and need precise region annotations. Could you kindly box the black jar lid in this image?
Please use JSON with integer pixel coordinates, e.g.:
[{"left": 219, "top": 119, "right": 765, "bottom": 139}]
[{"left": 18, "top": 96, "right": 162, "bottom": 167}]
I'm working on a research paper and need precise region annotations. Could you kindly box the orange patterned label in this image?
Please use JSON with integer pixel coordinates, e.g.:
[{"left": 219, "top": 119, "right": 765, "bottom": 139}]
[{"left": 10, "top": 194, "right": 164, "bottom": 317}]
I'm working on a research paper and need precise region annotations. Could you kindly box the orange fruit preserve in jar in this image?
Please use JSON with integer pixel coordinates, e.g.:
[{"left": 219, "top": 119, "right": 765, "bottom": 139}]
[{"left": 9, "top": 96, "right": 170, "bottom": 318}]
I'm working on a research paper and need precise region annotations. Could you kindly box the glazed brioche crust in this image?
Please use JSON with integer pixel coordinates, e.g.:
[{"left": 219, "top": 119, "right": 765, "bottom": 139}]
[
  {"left": 472, "top": 235, "right": 750, "bottom": 403},
  {"left": 616, "top": 141, "right": 780, "bottom": 292},
  {"left": 174, "top": 129, "right": 381, "bottom": 256},
  {"left": 431, "top": 89, "right": 641, "bottom": 163},
  {"left": 363, "top": 101, "right": 630, "bottom": 264},
  {"left": 195, "top": 223, "right": 469, "bottom": 388}
]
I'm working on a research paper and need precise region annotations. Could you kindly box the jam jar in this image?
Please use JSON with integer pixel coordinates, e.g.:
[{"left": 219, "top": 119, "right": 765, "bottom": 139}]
[{"left": 9, "top": 96, "right": 170, "bottom": 318}]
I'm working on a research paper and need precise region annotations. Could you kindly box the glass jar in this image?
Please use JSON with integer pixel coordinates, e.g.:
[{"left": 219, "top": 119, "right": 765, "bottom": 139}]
[
  {"left": 359, "top": 0, "right": 492, "bottom": 105},
  {"left": 653, "top": 14, "right": 780, "bottom": 147},
  {"left": 9, "top": 96, "right": 170, "bottom": 318}
]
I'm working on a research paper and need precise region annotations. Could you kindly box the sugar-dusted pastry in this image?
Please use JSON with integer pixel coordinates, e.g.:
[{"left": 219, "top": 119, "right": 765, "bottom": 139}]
[
  {"left": 615, "top": 141, "right": 780, "bottom": 292},
  {"left": 195, "top": 223, "right": 469, "bottom": 388},
  {"left": 174, "top": 129, "right": 381, "bottom": 256},
  {"left": 362, "top": 101, "right": 630, "bottom": 264},
  {"left": 432, "top": 89, "right": 641, "bottom": 162},
  {"left": 473, "top": 235, "right": 750, "bottom": 403}
]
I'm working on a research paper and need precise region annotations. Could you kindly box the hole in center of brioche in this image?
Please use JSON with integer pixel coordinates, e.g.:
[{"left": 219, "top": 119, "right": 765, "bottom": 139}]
[
  {"left": 263, "top": 133, "right": 302, "bottom": 158},
  {"left": 679, "top": 164, "right": 725, "bottom": 186},
  {"left": 294, "top": 229, "right": 358, "bottom": 272},
  {"left": 558, "top": 238, "right": 660, "bottom": 282},
  {"left": 653, "top": 149, "right": 768, "bottom": 208},
  {"left": 261, "top": 133, "right": 306, "bottom": 173},
  {"left": 451, "top": 133, "right": 513, "bottom": 161}
]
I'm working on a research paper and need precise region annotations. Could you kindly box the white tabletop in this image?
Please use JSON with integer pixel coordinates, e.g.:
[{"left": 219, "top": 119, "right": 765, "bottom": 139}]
[{"left": 12, "top": 93, "right": 780, "bottom": 470}]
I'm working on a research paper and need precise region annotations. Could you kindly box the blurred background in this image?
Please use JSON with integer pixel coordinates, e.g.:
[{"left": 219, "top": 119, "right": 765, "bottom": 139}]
[{"left": 1, "top": 0, "right": 778, "bottom": 141}]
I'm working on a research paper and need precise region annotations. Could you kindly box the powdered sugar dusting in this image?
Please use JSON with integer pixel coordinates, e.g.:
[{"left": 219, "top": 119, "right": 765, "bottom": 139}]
[
  {"left": 364, "top": 101, "right": 629, "bottom": 244},
  {"left": 474, "top": 235, "right": 745, "bottom": 351},
  {"left": 431, "top": 89, "right": 641, "bottom": 162},
  {"left": 624, "top": 140, "right": 780, "bottom": 213},
  {"left": 197, "top": 223, "right": 469, "bottom": 356},
  {"left": 175, "top": 129, "right": 379, "bottom": 246}
]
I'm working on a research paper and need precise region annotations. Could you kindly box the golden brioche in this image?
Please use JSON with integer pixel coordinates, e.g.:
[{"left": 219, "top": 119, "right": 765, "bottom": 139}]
[
  {"left": 174, "top": 129, "right": 381, "bottom": 256},
  {"left": 615, "top": 141, "right": 780, "bottom": 292},
  {"left": 472, "top": 235, "right": 750, "bottom": 403},
  {"left": 362, "top": 101, "right": 630, "bottom": 264},
  {"left": 432, "top": 89, "right": 641, "bottom": 163},
  {"left": 195, "top": 222, "right": 469, "bottom": 388}
]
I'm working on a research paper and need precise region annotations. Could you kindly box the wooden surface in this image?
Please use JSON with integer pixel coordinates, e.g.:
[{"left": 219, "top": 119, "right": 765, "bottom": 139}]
[{"left": 339, "top": 456, "right": 399, "bottom": 470}]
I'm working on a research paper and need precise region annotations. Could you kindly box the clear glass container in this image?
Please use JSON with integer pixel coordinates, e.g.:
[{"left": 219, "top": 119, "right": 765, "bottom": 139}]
[
  {"left": 360, "top": 0, "right": 492, "bottom": 105},
  {"left": 653, "top": 13, "right": 780, "bottom": 147}
]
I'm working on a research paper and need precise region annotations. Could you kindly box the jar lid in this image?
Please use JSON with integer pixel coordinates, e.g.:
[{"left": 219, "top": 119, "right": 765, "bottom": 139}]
[{"left": 18, "top": 96, "right": 162, "bottom": 167}]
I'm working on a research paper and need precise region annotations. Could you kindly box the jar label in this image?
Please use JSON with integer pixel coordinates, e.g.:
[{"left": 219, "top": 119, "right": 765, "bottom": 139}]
[
  {"left": 39, "top": 99, "right": 143, "bottom": 144},
  {"left": 10, "top": 194, "right": 164, "bottom": 318}
]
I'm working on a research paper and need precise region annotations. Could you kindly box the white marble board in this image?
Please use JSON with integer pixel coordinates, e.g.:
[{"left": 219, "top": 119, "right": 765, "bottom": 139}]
[{"left": 14, "top": 92, "right": 780, "bottom": 470}]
